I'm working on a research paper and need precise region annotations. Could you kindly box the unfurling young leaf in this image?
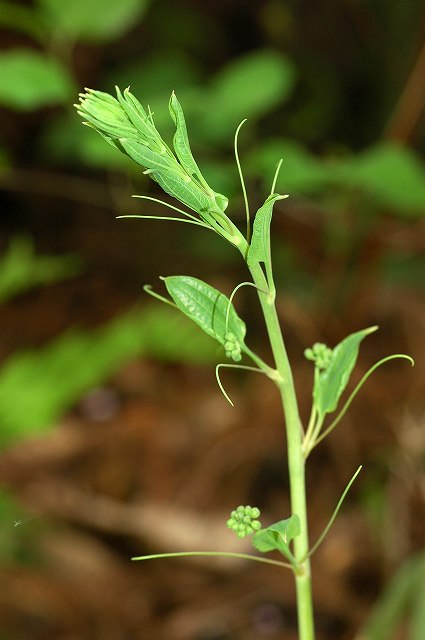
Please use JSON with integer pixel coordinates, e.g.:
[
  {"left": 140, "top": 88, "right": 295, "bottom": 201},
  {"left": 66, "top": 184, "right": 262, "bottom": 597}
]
[
  {"left": 252, "top": 514, "right": 300, "bottom": 563},
  {"left": 247, "top": 193, "right": 288, "bottom": 268},
  {"left": 163, "top": 275, "right": 246, "bottom": 352}
]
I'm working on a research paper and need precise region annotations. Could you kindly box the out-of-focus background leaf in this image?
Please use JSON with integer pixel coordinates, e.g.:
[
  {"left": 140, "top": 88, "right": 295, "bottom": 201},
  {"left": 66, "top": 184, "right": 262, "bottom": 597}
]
[{"left": 0, "top": 1, "right": 424, "bottom": 639}]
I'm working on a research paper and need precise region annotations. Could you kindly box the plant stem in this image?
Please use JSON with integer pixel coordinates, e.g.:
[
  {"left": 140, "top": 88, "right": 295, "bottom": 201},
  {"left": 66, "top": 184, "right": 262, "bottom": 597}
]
[{"left": 249, "top": 262, "right": 315, "bottom": 640}]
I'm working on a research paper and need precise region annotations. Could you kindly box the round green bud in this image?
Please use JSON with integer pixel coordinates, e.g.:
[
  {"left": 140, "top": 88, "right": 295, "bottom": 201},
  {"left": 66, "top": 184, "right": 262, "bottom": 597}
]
[
  {"left": 227, "top": 504, "right": 262, "bottom": 538},
  {"left": 304, "top": 347, "right": 314, "bottom": 361}
]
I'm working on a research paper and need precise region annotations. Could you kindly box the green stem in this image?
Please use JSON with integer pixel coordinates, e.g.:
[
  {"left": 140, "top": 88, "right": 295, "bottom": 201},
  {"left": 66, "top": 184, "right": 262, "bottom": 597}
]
[{"left": 248, "top": 262, "right": 315, "bottom": 640}]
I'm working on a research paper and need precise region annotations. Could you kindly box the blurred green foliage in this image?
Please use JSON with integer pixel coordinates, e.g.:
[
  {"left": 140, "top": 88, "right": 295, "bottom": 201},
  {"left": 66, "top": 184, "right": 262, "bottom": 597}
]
[
  {"left": 0, "top": 49, "right": 74, "bottom": 111},
  {"left": 0, "top": 302, "right": 219, "bottom": 448},
  {"left": 0, "top": 0, "right": 150, "bottom": 44},
  {"left": 0, "top": 240, "right": 219, "bottom": 448},
  {"left": 0, "top": 490, "right": 41, "bottom": 565},
  {"left": 359, "top": 552, "right": 425, "bottom": 640},
  {"left": 0, "top": 236, "right": 79, "bottom": 302}
]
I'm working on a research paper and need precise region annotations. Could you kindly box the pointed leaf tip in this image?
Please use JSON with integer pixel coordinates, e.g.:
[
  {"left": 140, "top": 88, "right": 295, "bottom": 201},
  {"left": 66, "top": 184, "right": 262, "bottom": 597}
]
[{"left": 313, "top": 326, "right": 378, "bottom": 418}]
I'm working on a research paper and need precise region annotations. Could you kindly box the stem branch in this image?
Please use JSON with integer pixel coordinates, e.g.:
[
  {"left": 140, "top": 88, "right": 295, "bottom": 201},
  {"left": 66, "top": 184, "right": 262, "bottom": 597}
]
[{"left": 248, "top": 261, "right": 315, "bottom": 640}]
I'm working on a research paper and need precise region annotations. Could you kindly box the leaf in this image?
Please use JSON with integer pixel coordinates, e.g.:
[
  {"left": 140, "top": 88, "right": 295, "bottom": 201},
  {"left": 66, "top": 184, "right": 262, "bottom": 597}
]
[
  {"left": 38, "top": 0, "right": 150, "bottom": 42},
  {"left": 163, "top": 275, "right": 246, "bottom": 348},
  {"left": 201, "top": 50, "right": 296, "bottom": 142},
  {"left": 247, "top": 193, "right": 287, "bottom": 267},
  {"left": 314, "top": 326, "right": 377, "bottom": 419},
  {"left": 252, "top": 515, "right": 300, "bottom": 561},
  {"left": 169, "top": 92, "right": 229, "bottom": 213},
  {"left": 247, "top": 138, "right": 330, "bottom": 194},
  {"left": 118, "top": 138, "right": 211, "bottom": 214},
  {"left": 335, "top": 142, "right": 425, "bottom": 217},
  {"left": 169, "top": 92, "right": 205, "bottom": 187},
  {"left": 0, "top": 49, "right": 74, "bottom": 110}
]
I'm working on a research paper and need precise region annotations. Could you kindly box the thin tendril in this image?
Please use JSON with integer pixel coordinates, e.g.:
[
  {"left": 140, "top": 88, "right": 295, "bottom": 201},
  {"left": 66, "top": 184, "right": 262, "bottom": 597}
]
[
  {"left": 131, "top": 195, "right": 201, "bottom": 222},
  {"left": 216, "top": 363, "right": 266, "bottom": 406},
  {"left": 234, "top": 119, "right": 251, "bottom": 243},
  {"left": 224, "top": 281, "right": 268, "bottom": 334},
  {"left": 303, "top": 466, "right": 362, "bottom": 560},
  {"left": 270, "top": 159, "right": 283, "bottom": 195},
  {"left": 117, "top": 214, "right": 210, "bottom": 228},
  {"left": 143, "top": 284, "right": 177, "bottom": 308},
  {"left": 147, "top": 104, "right": 155, "bottom": 125},
  {"left": 313, "top": 354, "right": 414, "bottom": 449},
  {"left": 131, "top": 550, "right": 292, "bottom": 570}
]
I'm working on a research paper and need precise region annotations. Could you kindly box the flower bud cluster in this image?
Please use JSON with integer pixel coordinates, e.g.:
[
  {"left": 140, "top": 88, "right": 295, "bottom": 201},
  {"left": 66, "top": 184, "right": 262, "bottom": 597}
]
[
  {"left": 304, "top": 342, "right": 333, "bottom": 370},
  {"left": 224, "top": 332, "right": 242, "bottom": 362},
  {"left": 227, "top": 505, "right": 261, "bottom": 538},
  {"left": 75, "top": 87, "right": 228, "bottom": 222}
]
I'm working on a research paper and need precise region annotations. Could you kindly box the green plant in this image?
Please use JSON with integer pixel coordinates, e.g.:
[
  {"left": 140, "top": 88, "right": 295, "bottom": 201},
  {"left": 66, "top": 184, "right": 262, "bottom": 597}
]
[{"left": 76, "top": 86, "right": 413, "bottom": 640}]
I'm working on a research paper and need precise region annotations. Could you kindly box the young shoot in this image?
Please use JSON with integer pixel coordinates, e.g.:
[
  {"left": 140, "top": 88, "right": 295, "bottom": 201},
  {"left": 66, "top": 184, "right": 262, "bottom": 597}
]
[{"left": 76, "top": 86, "right": 413, "bottom": 640}]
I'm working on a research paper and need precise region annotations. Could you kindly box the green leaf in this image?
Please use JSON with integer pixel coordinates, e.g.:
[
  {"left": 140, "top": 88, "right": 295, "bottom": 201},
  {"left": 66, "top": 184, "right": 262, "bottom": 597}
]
[
  {"left": 169, "top": 92, "right": 206, "bottom": 188},
  {"left": 119, "top": 137, "right": 214, "bottom": 215},
  {"left": 0, "top": 49, "right": 74, "bottom": 110},
  {"left": 314, "top": 326, "right": 378, "bottom": 419},
  {"left": 247, "top": 138, "right": 330, "bottom": 195},
  {"left": 247, "top": 193, "right": 287, "bottom": 267},
  {"left": 38, "top": 0, "right": 150, "bottom": 42},
  {"left": 201, "top": 50, "right": 296, "bottom": 142},
  {"left": 252, "top": 515, "right": 300, "bottom": 561},
  {"left": 169, "top": 91, "right": 228, "bottom": 213},
  {"left": 163, "top": 275, "right": 246, "bottom": 348},
  {"left": 336, "top": 142, "right": 425, "bottom": 216}
]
